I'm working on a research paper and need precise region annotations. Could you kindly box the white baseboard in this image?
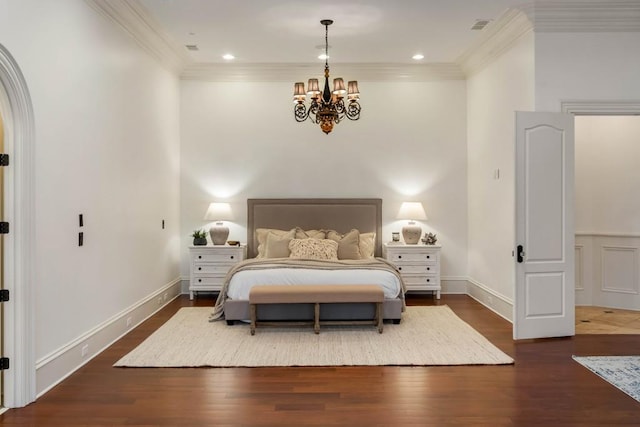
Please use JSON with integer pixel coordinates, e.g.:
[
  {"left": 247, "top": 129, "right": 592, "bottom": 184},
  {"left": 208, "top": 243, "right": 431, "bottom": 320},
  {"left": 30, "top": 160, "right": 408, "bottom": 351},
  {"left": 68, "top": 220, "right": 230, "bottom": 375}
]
[
  {"left": 35, "top": 278, "right": 182, "bottom": 397},
  {"left": 466, "top": 278, "right": 513, "bottom": 323},
  {"left": 441, "top": 277, "right": 469, "bottom": 294}
]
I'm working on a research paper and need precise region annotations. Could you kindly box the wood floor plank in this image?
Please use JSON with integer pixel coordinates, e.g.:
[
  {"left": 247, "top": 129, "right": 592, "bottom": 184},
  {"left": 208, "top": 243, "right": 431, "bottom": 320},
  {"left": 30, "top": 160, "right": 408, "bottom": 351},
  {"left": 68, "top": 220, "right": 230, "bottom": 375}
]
[{"left": 2, "top": 294, "right": 639, "bottom": 426}]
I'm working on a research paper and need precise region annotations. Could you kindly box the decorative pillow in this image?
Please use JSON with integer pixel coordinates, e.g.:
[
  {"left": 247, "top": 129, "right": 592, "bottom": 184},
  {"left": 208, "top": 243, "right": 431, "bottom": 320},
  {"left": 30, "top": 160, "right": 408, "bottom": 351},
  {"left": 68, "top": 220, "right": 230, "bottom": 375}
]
[
  {"left": 359, "top": 232, "right": 376, "bottom": 259},
  {"left": 289, "top": 238, "right": 338, "bottom": 261},
  {"left": 255, "top": 228, "right": 294, "bottom": 258},
  {"left": 263, "top": 229, "right": 296, "bottom": 258},
  {"left": 326, "top": 229, "right": 361, "bottom": 260},
  {"left": 294, "top": 227, "right": 326, "bottom": 240}
]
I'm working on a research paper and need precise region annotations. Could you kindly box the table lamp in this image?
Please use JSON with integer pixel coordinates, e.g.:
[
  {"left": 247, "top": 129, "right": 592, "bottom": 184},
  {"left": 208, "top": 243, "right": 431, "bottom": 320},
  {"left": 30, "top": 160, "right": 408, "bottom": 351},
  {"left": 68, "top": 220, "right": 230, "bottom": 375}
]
[
  {"left": 397, "top": 202, "right": 427, "bottom": 244},
  {"left": 204, "top": 202, "right": 233, "bottom": 245}
]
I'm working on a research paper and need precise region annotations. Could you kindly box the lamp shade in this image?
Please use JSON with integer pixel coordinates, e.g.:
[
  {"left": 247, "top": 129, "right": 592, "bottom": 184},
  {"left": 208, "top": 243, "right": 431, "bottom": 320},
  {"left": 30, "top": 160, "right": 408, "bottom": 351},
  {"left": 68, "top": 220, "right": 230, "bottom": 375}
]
[
  {"left": 397, "top": 202, "right": 427, "bottom": 221},
  {"left": 293, "top": 82, "right": 306, "bottom": 103},
  {"left": 347, "top": 80, "right": 360, "bottom": 99},
  {"left": 307, "top": 78, "right": 320, "bottom": 97},
  {"left": 332, "top": 78, "right": 346, "bottom": 96},
  {"left": 204, "top": 202, "right": 233, "bottom": 221}
]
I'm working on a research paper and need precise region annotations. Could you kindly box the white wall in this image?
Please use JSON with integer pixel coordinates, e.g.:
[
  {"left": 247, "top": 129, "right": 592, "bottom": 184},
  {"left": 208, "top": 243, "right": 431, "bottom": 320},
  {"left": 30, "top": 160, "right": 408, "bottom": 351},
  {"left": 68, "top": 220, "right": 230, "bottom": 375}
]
[
  {"left": 0, "top": 0, "right": 181, "bottom": 394},
  {"left": 466, "top": 31, "right": 535, "bottom": 311},
  {"left": 535, "top": 32, "right": 640, "bottom": 111},
  {"left": 180, "top": 80, "right": 468, "bottom": 281},
  {"left": 575, "top": 116, "right": 640, "bottom": 234}
]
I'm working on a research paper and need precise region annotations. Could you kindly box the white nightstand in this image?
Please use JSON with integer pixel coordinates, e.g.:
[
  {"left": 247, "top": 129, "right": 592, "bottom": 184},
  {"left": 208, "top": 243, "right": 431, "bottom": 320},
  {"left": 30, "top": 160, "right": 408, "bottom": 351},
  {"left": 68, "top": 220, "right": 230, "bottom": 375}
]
[
  {"left": 383, "top": 243, "right": 441, "bottom": 298},
  {"left": 189, "top": 244, "right": 246, "bottom": 299}
]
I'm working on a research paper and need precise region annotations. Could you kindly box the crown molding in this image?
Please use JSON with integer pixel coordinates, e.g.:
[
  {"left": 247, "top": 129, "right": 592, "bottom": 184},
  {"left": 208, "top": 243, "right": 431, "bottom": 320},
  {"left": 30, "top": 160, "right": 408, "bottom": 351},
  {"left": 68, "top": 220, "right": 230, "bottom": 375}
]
[
  {"left": 84, "top": 0, "right": 191, "bottom": 74},
  {"left": 521, "top": 0, "right": 640, "bottom": 32},
  {"left": 561, "top": 99, "right": 640, "bottom": 114},
  {"left": 85, "top": 0, "right": 640, "bottom": 81},
  {"left": 181, "top": 62, "right": 465, "bottom": 82},
  {"left": 456, "top": 8, "right": 534, "bottom": 76}
]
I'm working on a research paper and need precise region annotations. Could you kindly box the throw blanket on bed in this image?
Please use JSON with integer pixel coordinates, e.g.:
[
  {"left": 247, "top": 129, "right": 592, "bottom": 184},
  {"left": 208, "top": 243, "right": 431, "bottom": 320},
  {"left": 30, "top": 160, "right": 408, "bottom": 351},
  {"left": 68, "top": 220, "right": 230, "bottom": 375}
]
[{"left": 209, "top": 257, "right": 406, "bottom": 321}]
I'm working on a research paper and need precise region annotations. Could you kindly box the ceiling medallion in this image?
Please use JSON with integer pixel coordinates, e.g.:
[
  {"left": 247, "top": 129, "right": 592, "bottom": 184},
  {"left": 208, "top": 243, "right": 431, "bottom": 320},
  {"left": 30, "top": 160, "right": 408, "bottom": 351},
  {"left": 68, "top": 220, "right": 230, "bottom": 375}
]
[{"left": 292, "top": 19, "right": 361, "bottom": 135}]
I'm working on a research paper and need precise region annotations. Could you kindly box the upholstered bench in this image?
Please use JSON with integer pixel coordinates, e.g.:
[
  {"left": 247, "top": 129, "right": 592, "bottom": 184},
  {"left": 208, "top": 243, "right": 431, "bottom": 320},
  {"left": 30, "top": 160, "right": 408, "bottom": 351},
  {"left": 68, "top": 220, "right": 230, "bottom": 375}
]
[{"left": 248, "top": 284, "right": 384, "bottom": 335}]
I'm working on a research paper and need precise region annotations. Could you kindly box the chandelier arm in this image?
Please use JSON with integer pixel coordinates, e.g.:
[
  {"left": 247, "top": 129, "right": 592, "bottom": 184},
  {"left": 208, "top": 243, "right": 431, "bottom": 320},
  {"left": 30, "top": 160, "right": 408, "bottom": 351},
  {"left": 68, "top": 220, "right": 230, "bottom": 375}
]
[
  {"left": 345, "top": 101, "right": 361, "bottom": 120},
  {"left": 294, "top": 103, "right": 310, "bottom": 122}
]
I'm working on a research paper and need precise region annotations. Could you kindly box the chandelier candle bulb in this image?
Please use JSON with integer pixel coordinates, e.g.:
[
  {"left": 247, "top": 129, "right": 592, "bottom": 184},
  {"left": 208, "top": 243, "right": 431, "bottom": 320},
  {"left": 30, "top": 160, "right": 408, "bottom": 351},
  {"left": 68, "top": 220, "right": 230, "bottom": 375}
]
[{"left": 293, "top": 19, "right": 361, "bottom": 134}]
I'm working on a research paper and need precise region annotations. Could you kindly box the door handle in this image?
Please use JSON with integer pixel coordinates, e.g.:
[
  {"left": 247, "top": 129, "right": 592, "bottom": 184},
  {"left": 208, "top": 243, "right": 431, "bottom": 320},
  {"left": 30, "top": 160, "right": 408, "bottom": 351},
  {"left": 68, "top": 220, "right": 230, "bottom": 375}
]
[{"left": 517, "top": 245, "right": 525, "bottom": 263}]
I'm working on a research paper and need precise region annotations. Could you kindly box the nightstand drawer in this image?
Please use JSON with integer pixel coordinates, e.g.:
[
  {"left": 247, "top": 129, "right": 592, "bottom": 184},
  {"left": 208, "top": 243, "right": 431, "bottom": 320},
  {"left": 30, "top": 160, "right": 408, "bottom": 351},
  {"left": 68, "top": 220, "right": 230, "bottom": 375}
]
[
  {"left": 396, "top": 264, "right": 439, "bottom": 274},
  {"left": 191, "top": 275, "right": 225, "bottom": 287},
  {"left": 403, "top": 275, "right": 440, "bottom": 287},
  {"left": 192, "top": 263, "right": 235, "bottom": 275},
  {"left": 192, "top": 252, "right": 242, "bottom": 263},
  {"left": 388, "top": 252, "right": 438, "bottom": 263}
]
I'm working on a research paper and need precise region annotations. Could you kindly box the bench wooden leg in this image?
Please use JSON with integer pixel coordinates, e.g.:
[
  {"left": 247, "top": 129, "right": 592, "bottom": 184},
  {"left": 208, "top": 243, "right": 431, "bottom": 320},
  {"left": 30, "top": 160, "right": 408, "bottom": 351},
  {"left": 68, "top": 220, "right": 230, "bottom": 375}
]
[
  {"left": 314, "top": 302, "right": 320, "bottom": 334},
  {"left": 250, "top": 304, "right": 256, "bottom": 335},
  {"left": 376, "top": 302, "right": 383, "bottom": 333}
]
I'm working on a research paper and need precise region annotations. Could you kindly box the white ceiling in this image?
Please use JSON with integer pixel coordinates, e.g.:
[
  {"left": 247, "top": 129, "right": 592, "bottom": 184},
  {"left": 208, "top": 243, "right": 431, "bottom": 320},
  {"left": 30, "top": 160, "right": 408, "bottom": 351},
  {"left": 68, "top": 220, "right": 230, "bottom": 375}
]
[{"left": 139, "top": 0, "right": 526, "bottom": 65}]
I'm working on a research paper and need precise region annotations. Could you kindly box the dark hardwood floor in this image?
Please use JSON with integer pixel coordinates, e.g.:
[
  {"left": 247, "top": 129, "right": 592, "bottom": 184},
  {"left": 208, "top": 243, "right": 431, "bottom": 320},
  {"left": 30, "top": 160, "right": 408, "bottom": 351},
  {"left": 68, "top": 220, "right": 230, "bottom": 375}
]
[{"left": 2, "top": 294, "right": 639, "bottom": 426}]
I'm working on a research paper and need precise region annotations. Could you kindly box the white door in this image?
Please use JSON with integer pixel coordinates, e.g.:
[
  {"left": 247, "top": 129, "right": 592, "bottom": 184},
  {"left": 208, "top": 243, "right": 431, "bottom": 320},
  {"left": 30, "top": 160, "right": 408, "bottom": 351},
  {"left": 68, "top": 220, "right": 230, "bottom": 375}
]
[{"left": 514, "top": 111, "right": 575, "bottom": 340}]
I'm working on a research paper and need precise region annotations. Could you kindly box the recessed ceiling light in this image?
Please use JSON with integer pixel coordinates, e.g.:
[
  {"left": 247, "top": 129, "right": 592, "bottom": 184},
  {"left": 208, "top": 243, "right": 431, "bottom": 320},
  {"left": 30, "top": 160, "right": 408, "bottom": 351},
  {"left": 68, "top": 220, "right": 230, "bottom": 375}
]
[
  {"left": 412, "top": 54, "right": 424, "bottom": 60},
  {"left": 222, "top": 54, "right": 235, "bottom": 60},
  {"left": 318, "top": 54, "right": 329, "bottom": 60},
  {"left": 185, "top": 44, "right": 199, "bottom": 51}
]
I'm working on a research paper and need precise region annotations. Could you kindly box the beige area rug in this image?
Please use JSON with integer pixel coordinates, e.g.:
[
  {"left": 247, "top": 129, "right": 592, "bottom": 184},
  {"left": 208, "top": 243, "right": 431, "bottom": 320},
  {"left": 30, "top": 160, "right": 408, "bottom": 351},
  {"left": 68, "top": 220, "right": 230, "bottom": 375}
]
[{"left": 114, "top": 306, "right": 513, "bottom": 367}]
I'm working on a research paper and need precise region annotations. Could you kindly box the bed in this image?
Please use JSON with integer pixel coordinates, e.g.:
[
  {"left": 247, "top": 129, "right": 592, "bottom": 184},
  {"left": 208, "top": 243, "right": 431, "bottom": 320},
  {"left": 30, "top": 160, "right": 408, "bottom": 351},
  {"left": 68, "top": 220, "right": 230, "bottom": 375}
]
[{"left": 212, "top": 198, "right": 405, "bottom": 324}]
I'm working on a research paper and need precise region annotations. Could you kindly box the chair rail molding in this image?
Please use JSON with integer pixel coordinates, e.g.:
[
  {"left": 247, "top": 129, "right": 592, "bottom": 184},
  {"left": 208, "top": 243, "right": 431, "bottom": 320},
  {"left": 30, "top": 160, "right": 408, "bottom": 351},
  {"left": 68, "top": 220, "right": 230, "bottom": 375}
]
[{"left": 0, "top": 43, "right": 37, "bottom": 408}]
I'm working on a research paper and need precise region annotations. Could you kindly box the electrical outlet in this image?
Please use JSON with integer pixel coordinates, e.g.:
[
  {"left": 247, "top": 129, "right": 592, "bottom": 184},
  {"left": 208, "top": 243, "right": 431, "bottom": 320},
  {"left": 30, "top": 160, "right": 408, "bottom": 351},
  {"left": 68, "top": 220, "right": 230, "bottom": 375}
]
[
  {"left": 157, "top": 296, "right": 162, "bottom": 306},
  {"left": 81, "top": 344, "right": 89, "bottom": 358},
  {"left": 487, "top": 295, "right": 494, "bottom": 305},
  {"left": 163, "top": 292, "right": 168, "bottom": 301},
  {"left": 126, "top": 317, "right": 132, "bottom": 328}
]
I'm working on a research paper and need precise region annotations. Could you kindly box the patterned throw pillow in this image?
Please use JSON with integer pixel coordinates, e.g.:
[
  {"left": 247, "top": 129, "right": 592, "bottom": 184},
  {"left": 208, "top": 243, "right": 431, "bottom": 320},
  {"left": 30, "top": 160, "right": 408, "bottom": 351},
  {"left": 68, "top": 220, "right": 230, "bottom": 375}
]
[{"left": 289, "top": 238, "right": 339, "bottom": 261}]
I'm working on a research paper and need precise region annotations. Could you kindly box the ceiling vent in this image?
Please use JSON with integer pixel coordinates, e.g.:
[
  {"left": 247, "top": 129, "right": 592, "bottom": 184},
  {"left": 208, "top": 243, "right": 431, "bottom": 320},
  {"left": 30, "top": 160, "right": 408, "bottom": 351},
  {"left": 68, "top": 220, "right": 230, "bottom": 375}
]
[
  {"left": 471, "top": 19, "right": 491, "bottom": 30},
  {"left": 185, "top": 44, "right": 199, "bottom": 51}
]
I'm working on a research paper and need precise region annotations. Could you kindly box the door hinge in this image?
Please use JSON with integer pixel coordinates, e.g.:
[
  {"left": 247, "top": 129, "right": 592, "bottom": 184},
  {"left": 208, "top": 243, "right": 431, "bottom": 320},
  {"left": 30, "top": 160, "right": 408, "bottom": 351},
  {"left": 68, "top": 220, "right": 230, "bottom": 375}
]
[
  {"left": 0, "top": 289, "right": 8, "bottom": 302},
  {"left": 0, "top": 154, "right": 8, "bottom": 166},
  {"left": 0, "top": 358, "right": 9, "bottom": 370},
  {"left": 0, "top": 222, "right": 8, "bottom": 234}
]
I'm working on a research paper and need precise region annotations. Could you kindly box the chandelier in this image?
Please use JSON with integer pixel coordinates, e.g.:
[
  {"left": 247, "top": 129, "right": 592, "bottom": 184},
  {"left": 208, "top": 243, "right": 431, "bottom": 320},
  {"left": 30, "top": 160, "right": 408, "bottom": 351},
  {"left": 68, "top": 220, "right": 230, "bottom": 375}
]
[{"left": 293, "top": 19, "right": 361, "bottom": 135}]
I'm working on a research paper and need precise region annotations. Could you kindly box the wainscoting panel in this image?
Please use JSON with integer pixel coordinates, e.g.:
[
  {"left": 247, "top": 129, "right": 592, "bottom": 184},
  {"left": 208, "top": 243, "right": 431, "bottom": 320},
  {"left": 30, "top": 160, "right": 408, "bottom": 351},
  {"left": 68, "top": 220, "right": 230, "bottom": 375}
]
[
  {"left": 601, "top": 246, "right": 639, "bottom": 294},
  {"left": 575, "top": 234, "right": 640, "bottom": 310},
  {"left": 575, "top": 245, "right": 584, "bottom": 291}
]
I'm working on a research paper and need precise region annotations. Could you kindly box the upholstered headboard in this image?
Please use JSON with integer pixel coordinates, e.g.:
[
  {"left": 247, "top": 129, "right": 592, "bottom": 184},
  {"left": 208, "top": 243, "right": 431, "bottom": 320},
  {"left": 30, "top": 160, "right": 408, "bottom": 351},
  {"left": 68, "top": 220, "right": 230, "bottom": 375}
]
[{"left": 247, "top": 198, "right": 382, "bottom": 258}]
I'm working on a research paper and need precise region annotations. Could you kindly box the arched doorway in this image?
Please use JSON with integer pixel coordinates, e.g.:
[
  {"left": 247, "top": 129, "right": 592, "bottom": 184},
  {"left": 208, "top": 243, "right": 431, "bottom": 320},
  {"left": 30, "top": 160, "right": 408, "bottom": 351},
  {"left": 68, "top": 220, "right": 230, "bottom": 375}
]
[{"left": 0, "top": 44, "right": 36, "bottom": 408}]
